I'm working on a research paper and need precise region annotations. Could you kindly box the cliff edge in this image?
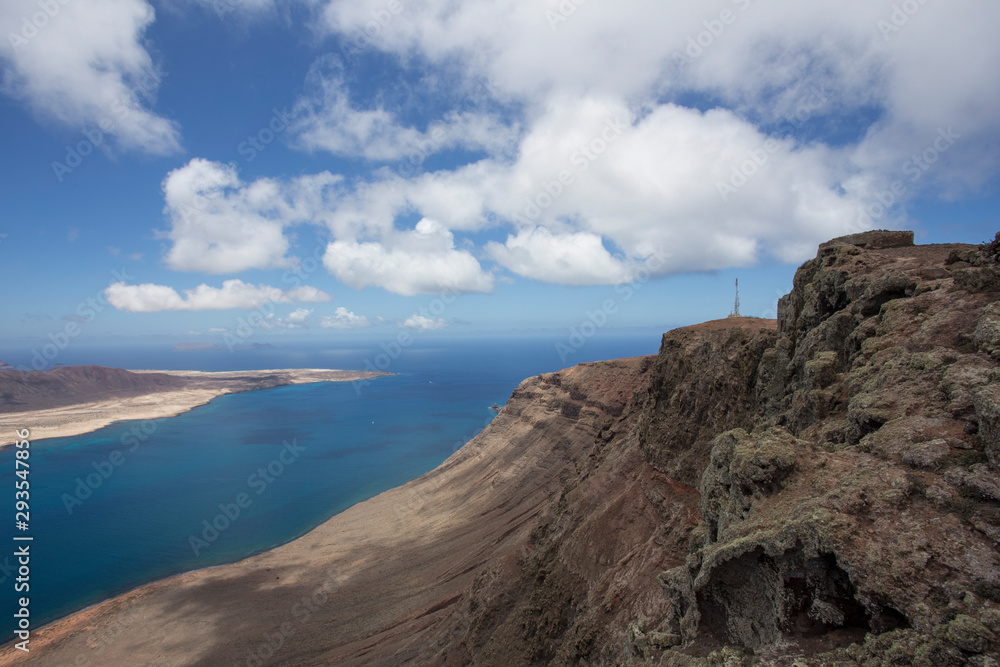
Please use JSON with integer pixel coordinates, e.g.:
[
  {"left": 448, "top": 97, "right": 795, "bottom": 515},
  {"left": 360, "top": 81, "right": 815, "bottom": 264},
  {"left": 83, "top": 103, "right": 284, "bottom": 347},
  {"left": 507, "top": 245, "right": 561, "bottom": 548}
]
[{"left": 7, "top": 231, "right": 1000, "bottom": 666}]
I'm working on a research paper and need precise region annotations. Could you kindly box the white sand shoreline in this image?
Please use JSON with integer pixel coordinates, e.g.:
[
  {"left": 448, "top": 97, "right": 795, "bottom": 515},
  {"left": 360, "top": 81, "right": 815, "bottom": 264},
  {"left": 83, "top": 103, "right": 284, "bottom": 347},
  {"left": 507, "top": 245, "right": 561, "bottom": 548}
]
[{"left": 0, "top": 368, "right": 387, "bottom": 447}]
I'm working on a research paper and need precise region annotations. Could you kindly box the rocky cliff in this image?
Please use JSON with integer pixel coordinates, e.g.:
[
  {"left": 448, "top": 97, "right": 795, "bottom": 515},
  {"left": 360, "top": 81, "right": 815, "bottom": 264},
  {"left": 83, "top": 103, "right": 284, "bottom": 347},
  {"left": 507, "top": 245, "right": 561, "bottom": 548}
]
[
  {"left": 416, "top": 230, "right": 1000, "bottom": 666},
  {"left": 9, "top": 231, "right": 1000, "bottom": 666}
]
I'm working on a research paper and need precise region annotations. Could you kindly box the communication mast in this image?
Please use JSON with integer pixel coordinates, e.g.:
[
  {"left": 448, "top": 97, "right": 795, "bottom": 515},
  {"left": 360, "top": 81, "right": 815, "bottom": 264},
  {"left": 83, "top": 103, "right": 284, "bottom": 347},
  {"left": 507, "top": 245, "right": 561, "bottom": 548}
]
[{"left": 728, "top": 278, "right": 741, "bottom": 318}]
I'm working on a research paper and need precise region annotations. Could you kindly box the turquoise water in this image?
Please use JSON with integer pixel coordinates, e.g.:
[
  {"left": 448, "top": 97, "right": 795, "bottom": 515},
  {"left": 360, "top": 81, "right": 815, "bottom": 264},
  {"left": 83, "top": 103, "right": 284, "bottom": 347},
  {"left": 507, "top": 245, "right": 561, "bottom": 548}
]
[{"left": 0, "top": 335, "right": 660, "bottom": 640}]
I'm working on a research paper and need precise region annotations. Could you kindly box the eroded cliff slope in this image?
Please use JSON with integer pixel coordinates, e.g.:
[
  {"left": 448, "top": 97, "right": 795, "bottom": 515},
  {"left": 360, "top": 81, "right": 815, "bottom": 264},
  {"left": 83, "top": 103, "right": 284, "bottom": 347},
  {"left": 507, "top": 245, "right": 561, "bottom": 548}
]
[
  {"left": 415, "top": 230, "right": 1000, "bottom": 665},
  {"left": 9, "top": 231, "right": 1000, "bottom": 666}
]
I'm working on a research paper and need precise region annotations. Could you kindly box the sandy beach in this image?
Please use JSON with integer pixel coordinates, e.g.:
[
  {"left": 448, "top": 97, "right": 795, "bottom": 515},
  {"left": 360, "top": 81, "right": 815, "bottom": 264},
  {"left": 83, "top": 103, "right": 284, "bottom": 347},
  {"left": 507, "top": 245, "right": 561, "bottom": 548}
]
[{"left": 0, "top": 368, "right": 386, "bottom": 447}]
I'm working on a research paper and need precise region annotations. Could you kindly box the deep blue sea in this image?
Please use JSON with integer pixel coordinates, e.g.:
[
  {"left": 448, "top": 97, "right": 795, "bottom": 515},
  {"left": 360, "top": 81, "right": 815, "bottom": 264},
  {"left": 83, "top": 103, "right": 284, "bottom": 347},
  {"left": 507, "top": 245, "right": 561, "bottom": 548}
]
[{"left": 0, "top": 334, "right": 660, "bottom": 641}]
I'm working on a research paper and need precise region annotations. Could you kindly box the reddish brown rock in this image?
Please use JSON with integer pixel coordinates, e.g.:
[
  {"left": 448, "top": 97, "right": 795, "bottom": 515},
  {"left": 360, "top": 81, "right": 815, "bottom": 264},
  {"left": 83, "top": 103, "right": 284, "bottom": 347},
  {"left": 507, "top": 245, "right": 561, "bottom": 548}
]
[{"left": 7, "top": 232, "right": 1000, "bottom": 666}]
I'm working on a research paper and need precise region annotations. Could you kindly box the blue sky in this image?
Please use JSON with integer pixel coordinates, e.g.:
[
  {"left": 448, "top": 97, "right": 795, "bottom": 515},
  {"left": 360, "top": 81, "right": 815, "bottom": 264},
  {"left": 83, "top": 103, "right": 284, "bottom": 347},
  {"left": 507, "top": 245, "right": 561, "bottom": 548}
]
[{"left": 1, "top": 0, "right": 998, "bottom": 352}]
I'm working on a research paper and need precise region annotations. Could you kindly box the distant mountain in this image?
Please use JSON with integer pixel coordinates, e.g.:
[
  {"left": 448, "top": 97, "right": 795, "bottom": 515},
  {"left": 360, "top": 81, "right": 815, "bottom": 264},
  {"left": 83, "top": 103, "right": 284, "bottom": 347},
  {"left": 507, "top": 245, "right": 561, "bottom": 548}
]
[
  {"left": 0, "top": 361, "right": 13, "bottom": 370},
  {"left": 173, "top": 341, "right": 218, "bottom": 351},
  {"left": 0, "top": 366, "right": 185, "bottom": 413}
]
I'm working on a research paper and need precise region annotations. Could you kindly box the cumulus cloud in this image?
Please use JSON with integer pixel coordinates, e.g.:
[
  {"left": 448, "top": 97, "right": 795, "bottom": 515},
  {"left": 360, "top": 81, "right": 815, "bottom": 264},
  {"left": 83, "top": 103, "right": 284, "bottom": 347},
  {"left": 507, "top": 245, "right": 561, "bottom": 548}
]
[
  {"left": 400, "top": 315, "right": 447, "bottom": 330},
  {"left": 105, "top": 279, "right": 332, "bottom": 312},
  {"left": 486, "top": 228, "right": 632, "bottom": 286},
  {"left": 0, "top": 0, "right": 181, "bottom": 154},
  {"left": 133, "top": 0, "right": 1000, "bottom": 297},
  {"left": 290, "top": 57, "right": 518, "bottom": 161},
  {"left": 286, "top": 308, "right": 312, "bottom": 325},
  {"left": 286, "top": 286, "right": 332, "bottom": 303},
  {"left": 320, "top": 307, "right": 370, "bottom": 329},
  {"left": 161, "top": 158, "right": 341, "bottom": 273},
  {"left": 323, "top": 218, "right": 493, "bottom": 296},
  {"left": 307, "top": 99, "right": 860, "bottom": 281},
  {"left": 304, "top": 0, "right": 1000, "bottom": 260}
]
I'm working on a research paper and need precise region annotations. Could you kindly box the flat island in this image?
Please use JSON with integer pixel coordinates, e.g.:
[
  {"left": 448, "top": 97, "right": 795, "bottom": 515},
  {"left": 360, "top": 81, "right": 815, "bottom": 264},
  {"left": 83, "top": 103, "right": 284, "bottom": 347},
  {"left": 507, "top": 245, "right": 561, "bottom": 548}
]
[{"left": 0, "top": 366, "right": 389, "bottom": 447}]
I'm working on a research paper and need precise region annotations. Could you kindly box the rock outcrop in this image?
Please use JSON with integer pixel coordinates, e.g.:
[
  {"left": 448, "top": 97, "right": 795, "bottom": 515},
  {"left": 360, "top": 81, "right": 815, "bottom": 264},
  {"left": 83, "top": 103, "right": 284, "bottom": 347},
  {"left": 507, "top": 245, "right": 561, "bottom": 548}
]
[{"left": 7, "top": 231, "right": 1000, "bottom": 666}]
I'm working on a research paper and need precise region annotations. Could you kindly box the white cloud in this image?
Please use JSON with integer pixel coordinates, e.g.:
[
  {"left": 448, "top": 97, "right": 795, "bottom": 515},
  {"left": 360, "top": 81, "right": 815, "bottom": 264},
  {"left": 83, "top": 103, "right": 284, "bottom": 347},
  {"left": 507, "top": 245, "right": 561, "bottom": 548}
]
[
  {"left": 286, "top": 286, "right": 332, "bottom": 303},
  {"left": 487, "top": 227, "right": 632, "bottom": 286},
  {"left": 290, "top": 56, "right": 518, "bottom": 161},
  {"left": 105, "top": 280, "right": 332, "bottom": 312},
  {"left": 310, "top": 0, "right": 1000, "bottom": 236},
  {"left": 0, "top": 0, "right": 181, "bottom": 154},
  {"left": 400, "top": 315, "right": 447, "bottom": 330},
  {"left": 314, "top": 99, "right": 861, "bottom": 279},
  {"left": 287, "top": 308, "right": 312, "bottom": 325},
  {"left": 320, "top": 307, "right": 370, "bottom": 329},
  {"left": 161, "top": 158, "right": 342, "bottom": 273},
  {"left": 130, "top": 0, "right": 1000, "bottom": 297},
  {"left": 323, "top": 218, "right": 493, "bottom": 296}
]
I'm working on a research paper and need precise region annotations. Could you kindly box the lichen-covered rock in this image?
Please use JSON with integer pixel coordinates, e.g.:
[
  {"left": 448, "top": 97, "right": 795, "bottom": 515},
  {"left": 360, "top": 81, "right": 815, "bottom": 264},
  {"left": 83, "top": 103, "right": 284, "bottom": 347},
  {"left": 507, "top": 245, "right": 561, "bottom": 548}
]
[
  {"left": 974, "top": 384, "right": 1000, "bottom": 467},
  {"left": 804, "top": 350, "right": 839, "bottom": 389},
  {"left": 820, "top": 230, "right": 915, "bottom": 250},
  {"left": 844, "top": 628, "right": 966, "bottom": 667},
  {"left": 901, "top": 438, "right": 952, "bottom": 469},
  {"left": 700, "top": 428, "right": 800, "bottom": 543},
  {"left": 854, "top": 271, "right": 917, "bottom": 317},
  {"left": 975, "top": 302, "right": 1000, "bottom": 360},
  {"left": 944, "top": 464, "right": 1000, "bottom": 502},
  {"left": 947, "top": 614, "right": 997, "bottom": 654}
]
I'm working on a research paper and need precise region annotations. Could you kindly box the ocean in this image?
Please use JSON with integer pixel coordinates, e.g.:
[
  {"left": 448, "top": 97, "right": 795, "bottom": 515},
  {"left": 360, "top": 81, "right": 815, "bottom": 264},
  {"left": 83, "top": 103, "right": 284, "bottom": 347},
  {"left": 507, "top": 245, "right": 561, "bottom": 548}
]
[{"left": 0, "top": 333, "right": 661, "bottom": 640}]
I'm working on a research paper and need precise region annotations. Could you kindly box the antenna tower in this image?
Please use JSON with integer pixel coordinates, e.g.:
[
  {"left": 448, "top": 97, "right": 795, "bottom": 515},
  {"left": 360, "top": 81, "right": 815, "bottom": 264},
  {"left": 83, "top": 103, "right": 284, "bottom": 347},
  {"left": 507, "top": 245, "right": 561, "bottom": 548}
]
[{"left": 729, "top": 278, "right": 741, "bottom": 318}]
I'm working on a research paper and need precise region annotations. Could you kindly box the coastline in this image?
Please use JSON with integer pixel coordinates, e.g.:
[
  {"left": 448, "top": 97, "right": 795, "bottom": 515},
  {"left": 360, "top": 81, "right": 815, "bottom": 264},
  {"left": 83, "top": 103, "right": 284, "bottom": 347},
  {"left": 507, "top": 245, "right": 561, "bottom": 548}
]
[
  {"left": 0, "top": 368, "right": 388, "bottom": 447},
  {"left": 0, "top": 355, "right": 655, "bottom": 666}
]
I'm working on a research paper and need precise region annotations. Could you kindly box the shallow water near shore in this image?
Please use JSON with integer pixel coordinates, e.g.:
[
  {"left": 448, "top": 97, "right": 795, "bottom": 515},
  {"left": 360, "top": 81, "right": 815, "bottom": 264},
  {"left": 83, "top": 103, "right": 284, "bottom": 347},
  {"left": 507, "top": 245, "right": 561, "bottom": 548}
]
[{"left": 0, "top": 335, "right": 659, "bottom": 640}]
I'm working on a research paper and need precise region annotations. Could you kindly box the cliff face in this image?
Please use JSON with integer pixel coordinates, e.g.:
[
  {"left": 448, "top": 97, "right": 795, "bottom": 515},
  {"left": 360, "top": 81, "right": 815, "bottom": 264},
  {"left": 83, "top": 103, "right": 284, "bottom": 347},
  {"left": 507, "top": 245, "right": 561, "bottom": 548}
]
[
  {"left": 420, "top": 231, "right": 1000, "bottom": 665},
  {"left": 656, "top": 233, "right": 1000, "bottom": 665},
  {"left": 11, "top": 232, "right": 1000, "bottom": 666}
]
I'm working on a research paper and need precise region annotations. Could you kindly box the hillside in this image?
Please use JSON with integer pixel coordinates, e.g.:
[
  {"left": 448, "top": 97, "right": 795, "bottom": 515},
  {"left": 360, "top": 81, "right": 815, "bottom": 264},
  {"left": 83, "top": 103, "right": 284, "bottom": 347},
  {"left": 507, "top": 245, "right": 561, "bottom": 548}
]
[
  {"left": 8, "top": 230, "right": 1000, "bottom": 666},
  {"left": 0, "top": 366, "right": 186, "bottom": 413}
]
